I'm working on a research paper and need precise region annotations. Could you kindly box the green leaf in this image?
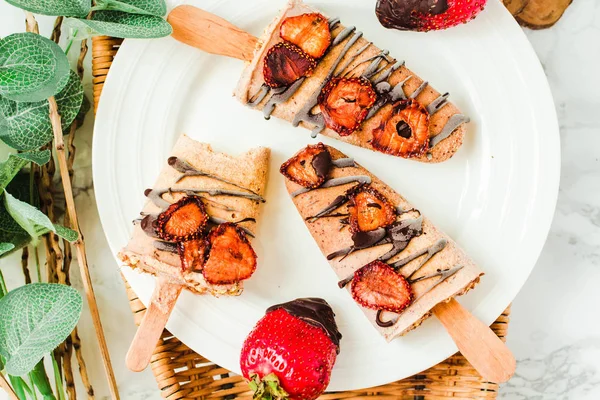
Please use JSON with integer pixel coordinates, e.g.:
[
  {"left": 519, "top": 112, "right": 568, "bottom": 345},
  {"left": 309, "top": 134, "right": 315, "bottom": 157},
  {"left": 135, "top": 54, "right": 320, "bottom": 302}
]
[
  {"left": 4, "top": 0, "right": 91, "bottom": 17},
  {"left": 0, "top": 33, "right": 70, "bottom": 102},
  {"left": 0, "top": 70, "right": 84, "bottom": 150},
  {"left": 74, "top": 93, "right": 91, "bottom": 126},
  {"left": 54, "top": 225, "right": 78, "bottom": 242},
  {"left": 0, "top": 155, "right": 27, "bottom": 194},
  {"left": 93, "top": 0, "right": 166, "bottom": 16},
  {"left": 3, "top": 191, "right": 78, "bottom": 243},
  {"left": 0, "top": 243, "right": 15, "bottom": 256},
  {"left": 0, "top": 174, "right": 35, "bottom": 255},
  {"left": 0, "top": 283, "right": 83, "bottom": 376},
  {"left": 75, "top": 11, "right": 172, "bottom": 39},
  {"left": 13, "top": 150, "right": 52, "bottom": 166}
]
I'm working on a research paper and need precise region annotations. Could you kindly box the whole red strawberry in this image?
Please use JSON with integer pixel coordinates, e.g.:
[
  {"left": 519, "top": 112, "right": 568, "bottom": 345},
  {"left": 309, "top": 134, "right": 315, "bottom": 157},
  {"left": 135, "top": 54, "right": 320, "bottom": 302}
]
[
  {"left": 240, "top": 298, "right": 341, "bottom": 400},
  {"left": 376, "top": 0, "right": 487, "bottom": 32}
]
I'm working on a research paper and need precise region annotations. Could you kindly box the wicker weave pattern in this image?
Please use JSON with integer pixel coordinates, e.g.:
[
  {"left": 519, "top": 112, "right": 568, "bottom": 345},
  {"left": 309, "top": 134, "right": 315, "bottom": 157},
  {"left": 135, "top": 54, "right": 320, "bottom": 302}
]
[{"left": 92, "top": 35, "right": 509, "bottom": 400}]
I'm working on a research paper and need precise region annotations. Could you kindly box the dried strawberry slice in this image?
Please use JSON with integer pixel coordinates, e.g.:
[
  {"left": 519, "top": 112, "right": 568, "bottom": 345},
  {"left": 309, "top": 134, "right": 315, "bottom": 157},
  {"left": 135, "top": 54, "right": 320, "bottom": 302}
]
[
  {"left": 351, "top": 260, "right": 413, "bottom": 313},
  {"left": 178, "top": 238, "right": 209, "bottom": 272},
  {"left": 263, "top": 42, "right": 317, "bottom": 88},
  {"left": 318, "top": 77, "right": 377, "bottom": 136},
  {"left": 280, "top": 13, "right": 331, "bottom": 59},
  {"left": 203, "top": 223, "right": 257, "bottom": 285},
  {"left": 156, "top": 196, "right": 208, "bottom": 242},
  {"left": 347, "top": 185, "right": 396, "bottom": 233},
  {"left": 280, "top": 143, "right": 332, "bottom": 188},
  {"left": 370, "top": 99, "right": 430, "bottom": 158}
]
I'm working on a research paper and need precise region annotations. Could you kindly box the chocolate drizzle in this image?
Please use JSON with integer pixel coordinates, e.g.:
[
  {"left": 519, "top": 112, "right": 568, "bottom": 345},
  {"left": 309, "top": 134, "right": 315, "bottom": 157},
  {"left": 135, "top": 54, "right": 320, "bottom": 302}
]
[
  {"left": 312, "top": 150, "right": 333, "bottom": 180},
  {"left": 331, "top": 157, "right": 356, "bottom": 168},
  {"left": 153, "top": 241, "right": 177, "bottom": 253},
  {"left": 169, "top": 157, "right": 261, "bottom": 196},
  {"left": 266, "top": 298, "right": 342, "bottom": 353},
  {"left": 145, "top": 187, "right": 265, "bottom": 207},
  {"left": 430, "top": 114, "right": 470, "bottom": 148},
  {"left": 291, "top": 175, "right": 371, "bottom": 197}
]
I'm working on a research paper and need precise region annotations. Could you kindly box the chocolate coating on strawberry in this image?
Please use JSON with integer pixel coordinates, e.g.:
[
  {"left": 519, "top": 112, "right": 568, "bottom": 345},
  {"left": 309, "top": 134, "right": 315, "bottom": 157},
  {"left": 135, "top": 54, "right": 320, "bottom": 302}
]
[
  {"left": 267, "top": 297, "right": 342, "bottom": 352},
  {"left": 155, "top": 195, "right": 208, "bottom": 242},
  {"left": 318, "top": 77, "right": 377, "bottom": 136},
  {"left": 376, "top": 0, "right": 486, "bottom": 32},
  {"left": 263, "top": 42, "right": 317, "bottom": 88}
]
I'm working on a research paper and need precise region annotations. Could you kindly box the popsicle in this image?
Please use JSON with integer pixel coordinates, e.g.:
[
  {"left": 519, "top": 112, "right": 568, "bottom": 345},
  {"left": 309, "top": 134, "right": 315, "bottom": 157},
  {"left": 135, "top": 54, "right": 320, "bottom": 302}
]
[
  {"left": 233, "top": 0, "right": 468, "bottom": 163},
  {"left": 280, "top": 143, "right": 480, "bottom": 338},
  {"left": 119, "top": 134, "right": 269, "bottom": 371}
]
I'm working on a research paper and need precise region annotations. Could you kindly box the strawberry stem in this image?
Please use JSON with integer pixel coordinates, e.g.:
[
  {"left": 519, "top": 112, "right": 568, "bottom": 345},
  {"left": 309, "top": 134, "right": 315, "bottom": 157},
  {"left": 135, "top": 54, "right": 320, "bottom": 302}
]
[{"left": 249, "top": 373, "right": 289, "bottom": 400}]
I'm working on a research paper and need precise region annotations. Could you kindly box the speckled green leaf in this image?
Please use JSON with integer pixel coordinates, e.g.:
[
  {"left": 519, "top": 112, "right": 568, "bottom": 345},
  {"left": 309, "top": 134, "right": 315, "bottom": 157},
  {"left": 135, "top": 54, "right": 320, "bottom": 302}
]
[
  {"left": 3, "top": 191, "right": 78, "bottom": 243},
  {"left": 13, "top": 150, "right": 51, "bottom": 166},
  {"left": 0, "top": 155, "right": 27, "bottom": 195},
  {"left": 0, "top": 283, "right": 82, "bottom": 376},
  {"left": 0, "top": 33, "right": 70, "bottom": 102},
  {"left": 4, "top": 0, "right": 91, "bottom": 17},
  {"left": 0, "top": 70, "right": 84, "bottom": 150},
  {"left": 76, "top": 11, "right": 172, "bottom": 39},
  {"left": 0, "top": 243, "right": 15, "bottom": 256},
  {"left": 94, "top": 0, "right": 166, "bottom": 16}
]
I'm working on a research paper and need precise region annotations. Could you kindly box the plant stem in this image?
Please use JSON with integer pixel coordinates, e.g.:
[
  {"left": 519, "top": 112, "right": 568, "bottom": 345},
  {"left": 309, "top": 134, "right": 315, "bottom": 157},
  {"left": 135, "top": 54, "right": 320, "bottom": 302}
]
[
  {"left": 1, "top": 373, "right": 20, "bottom": 400},
  {"left": 51, "top": 355, "right": 66, "bottom": 400},
  {"left": 0, "top": 270, "right": 8, "bottom": 297},
  {"left": 34, "top": 245, "right": 42, "bottom": 282},
  {"left": 48, "top": 97, "right": 119, "bottom": 400},
  {"left": 64, "top": 29, "right": 78, "bottom": 55},
  {"left": 28, "top": 373, "right": 38, "bottom": 400},
  {"left": 31, "top": 359, "right": 56, "bottom": 400}
]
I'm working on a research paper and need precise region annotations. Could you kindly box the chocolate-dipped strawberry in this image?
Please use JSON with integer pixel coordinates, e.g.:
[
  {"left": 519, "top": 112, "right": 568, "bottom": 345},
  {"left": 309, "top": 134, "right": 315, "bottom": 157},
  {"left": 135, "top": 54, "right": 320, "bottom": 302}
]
[
  {"left": 240, "top": 298, "right": 341, "bottom": 400},
  {"left": 376, "top": 0, "right": 487, "bottom": 32}
]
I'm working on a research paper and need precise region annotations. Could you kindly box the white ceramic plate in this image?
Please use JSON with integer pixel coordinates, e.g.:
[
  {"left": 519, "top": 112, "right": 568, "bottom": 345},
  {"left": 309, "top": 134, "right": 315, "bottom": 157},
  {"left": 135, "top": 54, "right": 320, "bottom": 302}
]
[{"left": 93, "top": 0, "right": 559, "bottom": 390}]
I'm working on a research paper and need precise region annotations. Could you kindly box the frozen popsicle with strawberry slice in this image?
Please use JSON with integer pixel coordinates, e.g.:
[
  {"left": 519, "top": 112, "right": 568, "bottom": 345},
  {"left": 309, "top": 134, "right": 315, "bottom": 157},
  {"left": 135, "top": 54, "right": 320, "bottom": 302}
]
[{"left": 119, "top": 134, "right": 269, "bottom": 371}]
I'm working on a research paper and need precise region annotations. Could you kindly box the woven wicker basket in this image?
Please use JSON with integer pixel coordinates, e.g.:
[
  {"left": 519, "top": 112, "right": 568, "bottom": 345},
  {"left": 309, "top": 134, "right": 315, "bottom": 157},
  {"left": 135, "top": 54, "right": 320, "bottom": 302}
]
[{"left": 92, "top": 35, "right": 510, "bottom": 400}]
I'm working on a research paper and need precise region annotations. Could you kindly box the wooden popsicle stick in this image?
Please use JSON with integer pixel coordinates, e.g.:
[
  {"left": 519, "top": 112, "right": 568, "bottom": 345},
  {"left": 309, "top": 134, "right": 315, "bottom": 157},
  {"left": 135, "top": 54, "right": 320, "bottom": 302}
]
[
  {"left": 433, "top": 299, "right": 516, "bottom": 383},
  {"left": 126, "top": 277, "right": 183, "bottom": 372},
  {"left": 167, "top": 5, "right": 258, "bottom": 62},
  {"left": 167, "top": 4, "right": 517, "bottom": 383}
]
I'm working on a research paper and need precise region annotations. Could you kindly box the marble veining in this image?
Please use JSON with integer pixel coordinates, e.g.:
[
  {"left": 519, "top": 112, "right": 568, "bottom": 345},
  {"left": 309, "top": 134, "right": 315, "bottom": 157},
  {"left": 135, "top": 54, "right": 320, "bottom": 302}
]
[{"left": 0, "top": 1, "right": 599, "bottom": 399}]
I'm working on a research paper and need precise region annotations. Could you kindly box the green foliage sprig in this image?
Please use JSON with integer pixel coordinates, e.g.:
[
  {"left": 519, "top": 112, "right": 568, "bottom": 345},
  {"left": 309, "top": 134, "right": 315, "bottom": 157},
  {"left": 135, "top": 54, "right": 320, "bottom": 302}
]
[{"left": 0, "top": 0, "right": 171, "bottom": 397}]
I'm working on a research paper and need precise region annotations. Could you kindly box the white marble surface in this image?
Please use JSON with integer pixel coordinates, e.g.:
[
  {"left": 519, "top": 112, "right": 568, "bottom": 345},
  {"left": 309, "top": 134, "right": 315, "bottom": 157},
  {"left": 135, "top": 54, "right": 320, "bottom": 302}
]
[{"left": 1, "top": 1, "right": 599, "bottom": 399}]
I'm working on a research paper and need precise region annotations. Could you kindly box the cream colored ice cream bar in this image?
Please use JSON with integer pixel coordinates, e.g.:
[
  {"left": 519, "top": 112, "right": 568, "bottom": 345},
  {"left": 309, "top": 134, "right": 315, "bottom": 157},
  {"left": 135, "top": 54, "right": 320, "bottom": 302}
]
[
  {"left": 236, "top": 0, "right": 468, "bottom": 163},
  {"left": 119, "top": 135, "right": 270, "bottom": 296},
  {"left": 281, "top": 144, "right": 482, "bottom": 340}
]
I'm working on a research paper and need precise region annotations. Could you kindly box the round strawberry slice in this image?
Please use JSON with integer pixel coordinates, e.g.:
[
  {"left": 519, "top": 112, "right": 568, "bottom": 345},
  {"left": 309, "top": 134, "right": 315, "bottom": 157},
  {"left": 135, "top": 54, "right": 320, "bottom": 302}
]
[
  {"left": 178, "top": 238, "right": 209, "bottom": 272},
  {"left": 370, "top": 99, "right": 430, "bottom": 158},
  {"left": 347, "top": 185, "right": 397, "bottom": 233},
  {"left": 202, "top": 223, "right": 257, "bottom": 285},
  {"left": 376, "top": 0, "right": 487, "bottom": 32},
  {"left": 351, "top": 260, "right": 414, "bottom": 313},
  {"left": 280, "top": 142, "right": 332, "bottom": 188},
  {"left": 280, "top": 13, "right": 332, "bottom": 59},
  {"left": 318, "top": 77, "right": 377, "bottom": 136},
  {"left": 263, "top": 42, "right": 317, "bottom": 88},
  {"left": 240, "top": 298, "right": 341, "bottom": 400},
  {"left": 155, "top": 196, "right": 208, "bottom": 242}
]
